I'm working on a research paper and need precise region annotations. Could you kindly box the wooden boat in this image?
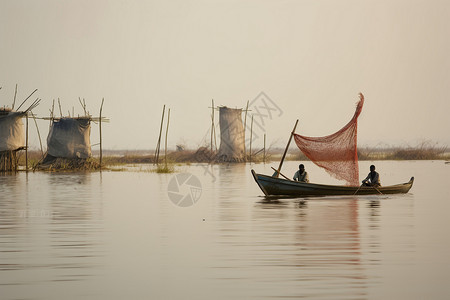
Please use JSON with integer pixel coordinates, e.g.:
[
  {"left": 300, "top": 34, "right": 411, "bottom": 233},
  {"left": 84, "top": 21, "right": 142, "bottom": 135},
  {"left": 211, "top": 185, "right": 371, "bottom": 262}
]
[
  {"left": 254, "top": 109, "right": 415, "bottom": 197},
  {"left": 252, "top": 169, "right": 414, "bottom": 197}
]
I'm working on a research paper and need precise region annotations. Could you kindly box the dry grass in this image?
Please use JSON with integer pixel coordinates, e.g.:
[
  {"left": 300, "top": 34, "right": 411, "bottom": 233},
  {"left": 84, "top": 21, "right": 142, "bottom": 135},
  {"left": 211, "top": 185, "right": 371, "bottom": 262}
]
[
  {"left": 14, "top": 141, "right": 449, "bottom": 173},
  {"left": 155, "top": 164, "right": 175, "bottom": 173},
  {"left": 101, "top": 155, "right": 154, "bottom": 165},
  {"left": 359, "top": 141, "right": 449, "bottom": 160},
  {"left": 35, "top": 157, "right": 101, "bottom": 171}
]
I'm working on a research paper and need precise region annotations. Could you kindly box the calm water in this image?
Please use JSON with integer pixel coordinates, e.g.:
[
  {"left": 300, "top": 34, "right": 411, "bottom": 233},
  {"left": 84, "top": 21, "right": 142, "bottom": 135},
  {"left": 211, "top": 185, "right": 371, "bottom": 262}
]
[{"left": 1, "top": 160, "right": 449, "bottom": 299}]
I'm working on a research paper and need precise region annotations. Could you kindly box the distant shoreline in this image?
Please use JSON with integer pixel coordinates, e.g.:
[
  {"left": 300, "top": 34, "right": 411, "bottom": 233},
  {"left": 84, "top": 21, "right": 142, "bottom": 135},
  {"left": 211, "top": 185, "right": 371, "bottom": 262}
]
[{"left": 17, "top": 145, "right": 450, "bottom": 171}]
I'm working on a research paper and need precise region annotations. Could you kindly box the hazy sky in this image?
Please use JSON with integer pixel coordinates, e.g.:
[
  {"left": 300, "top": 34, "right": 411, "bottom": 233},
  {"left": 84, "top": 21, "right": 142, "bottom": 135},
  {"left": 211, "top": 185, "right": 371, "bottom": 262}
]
[{"left": 1, "top": 0, "right": 449, "bottom": 151}]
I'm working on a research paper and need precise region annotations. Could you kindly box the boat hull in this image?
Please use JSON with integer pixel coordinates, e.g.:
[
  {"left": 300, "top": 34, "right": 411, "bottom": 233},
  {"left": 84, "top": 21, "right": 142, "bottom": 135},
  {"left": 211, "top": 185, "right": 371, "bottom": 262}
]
[{"left": 251, "top": 170, "right": 414, "bottom": 197}]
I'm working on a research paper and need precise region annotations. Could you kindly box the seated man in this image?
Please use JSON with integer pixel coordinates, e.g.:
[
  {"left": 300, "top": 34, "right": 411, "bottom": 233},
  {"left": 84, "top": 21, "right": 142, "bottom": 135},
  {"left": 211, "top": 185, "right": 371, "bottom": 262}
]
[
  {"left": 362, "top": 165, "right": 381, "bottom": 187},
  {"left": 293, "top": 164, "right": 309, "bottom": 183}
]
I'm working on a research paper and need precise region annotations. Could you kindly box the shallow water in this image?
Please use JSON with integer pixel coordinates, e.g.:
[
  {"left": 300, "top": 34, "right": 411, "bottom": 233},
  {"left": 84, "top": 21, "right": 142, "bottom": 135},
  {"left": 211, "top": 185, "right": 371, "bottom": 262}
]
[{"left": 1, "top": 160, "right": 449, "bottom": 299}]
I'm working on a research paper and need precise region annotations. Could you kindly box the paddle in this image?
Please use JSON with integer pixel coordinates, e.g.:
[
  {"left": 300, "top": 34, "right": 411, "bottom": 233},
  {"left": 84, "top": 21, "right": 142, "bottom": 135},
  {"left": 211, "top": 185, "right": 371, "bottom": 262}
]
[
  {"left": 271, "top": 167, "right": 292, "bottom": 181},
  {"left": 371, "top": 185, "right": 383, "bottom": 195},
  {"left": 353, "top": 184, "right": 363, "bottom": 195},
  {"left": 354, "top": 182, "right": 383, "bottom": 195}
]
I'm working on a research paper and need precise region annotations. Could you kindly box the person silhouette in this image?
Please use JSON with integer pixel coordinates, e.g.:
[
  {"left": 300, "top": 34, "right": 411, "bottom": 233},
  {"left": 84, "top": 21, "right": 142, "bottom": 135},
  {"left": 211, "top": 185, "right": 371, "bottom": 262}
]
[
  {"left": 293, "top": 164, "right": 309, "bottom": 183},
  {"left": 362, "top": 165, "right": 380, "bottom": 187}
]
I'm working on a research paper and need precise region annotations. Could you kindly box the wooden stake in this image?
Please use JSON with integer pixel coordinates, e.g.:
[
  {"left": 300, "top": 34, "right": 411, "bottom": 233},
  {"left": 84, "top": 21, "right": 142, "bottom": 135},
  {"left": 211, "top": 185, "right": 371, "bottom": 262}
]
[
  {"left": 99, "top": 98, "right": 104, "bottom": 169},
  {"left": 212, "top": 100, "right": 217, "bottom": 152},
  {"left": 49, "top": 100, "right": 55, "bottom": 131},
  {"left": 165, "top": 109, "right": 170, "bottom": 167},
  {"left": 58, "top": 98, "right": 63, "bottom": 117},
  {"left": 79, "top": 97, "right": 87, "bottom": 115},
  {"left": 263, "top": 133, "right": 266, "bottom": 164},
  {"left": 274, "top": 119, "right": 298, "bottom": 178},
  {"left": 16, "top": 89, "right": 37, "bottom": 111},
  {"left": 30, "top": 111, "right": 44, "bottom": 159},
  {"left": 243, "top": 100, "right": 249, "bottom": 160},
  {"left": 12, "top": 84, "right": 18, "bottom": 110},
  {"left": 25, "top": 114, "right": 28, "bottom": 171},
  {"left": 154, "top": 105, "right": 165, "bottom": 165},
  {"left": 249, "top": 115, "right": 253, "bottom": 163},
  {"left": 211, "top": 99, "right": 214, "bottom": 153}
]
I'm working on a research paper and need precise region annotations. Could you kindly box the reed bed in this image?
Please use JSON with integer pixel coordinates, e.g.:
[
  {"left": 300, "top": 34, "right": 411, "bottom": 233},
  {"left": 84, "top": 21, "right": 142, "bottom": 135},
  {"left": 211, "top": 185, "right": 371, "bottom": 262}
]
[
  {"left": 35, "top": 157, "right": 101, "bottom": 171},
  {"left": 358, "top": 142, "right": 449, "bottom": 160},
  {"left": 15, "top": 142, "right": 450, "bottom": 173}
]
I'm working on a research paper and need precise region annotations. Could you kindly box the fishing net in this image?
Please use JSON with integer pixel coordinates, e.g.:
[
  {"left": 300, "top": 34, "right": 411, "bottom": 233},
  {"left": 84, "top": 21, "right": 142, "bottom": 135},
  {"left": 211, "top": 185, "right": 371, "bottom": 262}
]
[
  {"left": 217, "top": 107, "right": 245, "bottom": 162},
  {"left": 0, "top": 112, "right": 25, "bottom": 152},
  {"left": 47, "top": 118, "right": 92, "bottom": 159},
  {"left": 293, "top": 93, "right": 364, "bottom": 186}
]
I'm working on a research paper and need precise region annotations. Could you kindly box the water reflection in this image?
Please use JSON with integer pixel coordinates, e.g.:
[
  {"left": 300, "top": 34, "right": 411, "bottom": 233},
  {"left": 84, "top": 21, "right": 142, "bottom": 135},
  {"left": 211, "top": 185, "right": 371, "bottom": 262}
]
[
  {"left": 211, "top": 161, "right": 370, "bottom": 299},
  {"left": 249, "top": 198, "right": 366, "bottom": 299},
  {"left": 0, "top": 172, "right": 105, "bottom": 298},
  {"left": 47, "top": 172, "right": 104, "bottom": 284},
  {"left": 0, "top": 161, "right": 442, "bottom": 300}
]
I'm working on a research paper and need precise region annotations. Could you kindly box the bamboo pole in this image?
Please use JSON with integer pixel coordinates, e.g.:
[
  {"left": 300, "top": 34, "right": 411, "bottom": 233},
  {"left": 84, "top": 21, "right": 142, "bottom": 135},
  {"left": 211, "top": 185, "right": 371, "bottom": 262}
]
[
  {"left": 12, "top": 84, "right": 18, "bottom": 110},
  {"left": 16, "top": 89, "right": 37, "bottom": 111},
  {"left": 154, "top": 105, "right": 165, "bottom": 165},
  {"left": 51, "top": 99, "right": 55, "bottom": 119},
  {"left": 99, "top": 98, "right": 104, "bottom": 169},
  {"left": 213, "top": 100, "right": 217, "bottom": 152},
  {"left": 49, "top": 100, "right": 55, "bottom": 131},
  {"left": 165, "top": 109, "right": 171, "bottom": 167},
  {"left": 274, "top": 119, "right": 299, "bottom": 178},
  {"left": 15, "top": 151, "right": 19, "bottom": 172},
  {"left": 243, "top": 100, "right": 249, "bottom": 160},
  {"left": 249, "top": 115, "right": 253, "bottom": 163},
  {"left": 263, "top": 133, "right": 266, "bottom": 164},
  {"left": 211, "top": 99, "right": 214, "bottom": 153},
  {"left": 14, "top": 151, "right": 18, "bottom": 172},
  {"left": 30, "top": 111, "right": 44, "bottom": 159},
  {"left": 79, "top": 97, "right": 87, "bottom": 115},
  {"left": 58, "top": 98, "right": 62, "bottom": 117},
  {"left": 25, "top": 114, "right": 28, "bottom": 171}
]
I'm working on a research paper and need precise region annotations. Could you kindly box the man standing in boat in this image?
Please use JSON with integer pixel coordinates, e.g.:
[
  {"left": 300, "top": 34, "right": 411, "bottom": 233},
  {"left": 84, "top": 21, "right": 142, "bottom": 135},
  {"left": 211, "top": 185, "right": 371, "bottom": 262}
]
[
  {"left": 293, "top": 164, "right": 309, "bottom": 183},
  {"left": 362, "top": 165, "right": 381, "bottom": 187}
]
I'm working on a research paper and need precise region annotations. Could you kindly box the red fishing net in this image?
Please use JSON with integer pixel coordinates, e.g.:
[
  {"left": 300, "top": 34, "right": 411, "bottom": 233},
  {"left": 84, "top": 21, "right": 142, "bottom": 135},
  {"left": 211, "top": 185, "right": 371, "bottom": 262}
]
[{"left": 293, "top": 93, "right": 364, "bottom": 186}]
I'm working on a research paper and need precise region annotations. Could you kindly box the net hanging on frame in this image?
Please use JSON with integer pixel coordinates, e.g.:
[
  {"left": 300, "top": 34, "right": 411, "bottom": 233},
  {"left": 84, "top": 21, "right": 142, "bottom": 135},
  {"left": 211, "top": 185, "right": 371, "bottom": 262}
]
[{"left": 293, "top": 93, "right": 364, "bottom": 186}]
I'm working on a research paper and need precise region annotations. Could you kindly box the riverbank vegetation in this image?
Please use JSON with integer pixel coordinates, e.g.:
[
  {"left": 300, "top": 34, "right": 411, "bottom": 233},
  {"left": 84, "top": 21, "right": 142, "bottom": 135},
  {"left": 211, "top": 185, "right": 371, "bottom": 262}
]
[
  {"left": 357, "top": 141, "right": 449, "bottom": 161},
  {"left": 15, "top": 141, "right": 449, "bottom": 171}
]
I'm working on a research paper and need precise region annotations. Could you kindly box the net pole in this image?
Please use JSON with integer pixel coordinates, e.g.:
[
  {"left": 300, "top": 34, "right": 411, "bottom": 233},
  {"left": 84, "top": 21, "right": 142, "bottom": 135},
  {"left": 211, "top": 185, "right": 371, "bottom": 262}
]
[
  {"left": 165, "top": 108, "right": 171, "bottom": 167},
  {"left": 26, "top": 114, "right": 28, "bottom": 171},
  {"left": 99, "top": 98, "right": 104, "bottom": 169},
  {"left": 211, "top": 99, "right": 214, "bottom": 153},
  {"left": 12, "top": 84, "right": 18, "bottom": 110},
  {"left": 58, "top": 98, "right": 62, "bottom": 117},
  {"left": 30, "top": 111, "right": 44, "bottom": 159},
  {"left": 263, "top": 133, "right": 266, "bottom": 164},
  {"left": 243, "top": 100, "right": 249, "bottom": 161},
  {"left": 213, "top": 100, "right": 217, "bottom": 152},
  {"left": 249, "top": 115, "right": 253, "bottom": 163},
  {"left": 274, "top": 119, "right": 298, "bottom": 178},
  {"left": 154, "top": 105, "right": 165, "bottom": 165}
]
